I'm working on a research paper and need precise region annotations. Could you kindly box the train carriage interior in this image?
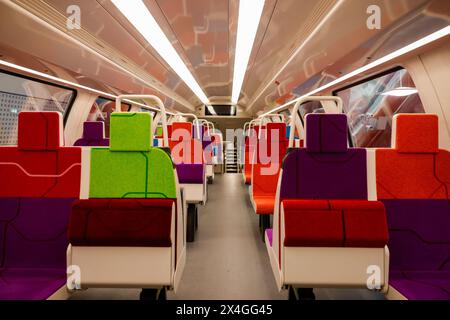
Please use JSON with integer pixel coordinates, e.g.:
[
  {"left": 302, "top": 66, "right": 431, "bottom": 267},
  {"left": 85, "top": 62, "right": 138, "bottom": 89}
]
[{"left": 0, "top": 0, "right": 450, "bottom": 305}]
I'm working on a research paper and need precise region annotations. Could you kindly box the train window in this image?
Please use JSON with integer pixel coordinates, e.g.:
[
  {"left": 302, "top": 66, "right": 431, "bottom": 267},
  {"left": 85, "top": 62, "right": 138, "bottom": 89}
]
[
  {"left": 87, "top": 97, "right": 130, "bottom": 137},
  {"left": 298, "top": 101, "right": 324, "bottom": 126},
  {"left": 278, "top": 109, "right": 291, "bottom": 124},
  {"left": 334, "top": 68, "right": 425, "bottom": 148},
  {"left": 0, "top": 70, "right": 75, "bottom": 145}
]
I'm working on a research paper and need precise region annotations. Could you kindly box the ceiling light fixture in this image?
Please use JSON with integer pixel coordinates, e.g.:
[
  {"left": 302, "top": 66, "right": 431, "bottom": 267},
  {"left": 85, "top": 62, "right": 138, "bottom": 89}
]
[
  {"left": 231, "top": 0, "right": 265, "bottom": 104},
  {"left": 261, "top": 25, "right": 450, "bottom": 117},
  {"left": 111, "top": 0, "right": 209, "bottom": 105}
]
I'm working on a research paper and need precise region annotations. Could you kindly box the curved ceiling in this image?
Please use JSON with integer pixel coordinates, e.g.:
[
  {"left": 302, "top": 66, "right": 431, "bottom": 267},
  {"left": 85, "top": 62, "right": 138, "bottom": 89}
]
[{"left": 1, "top": 0, "right": 448, "bottom": 116}]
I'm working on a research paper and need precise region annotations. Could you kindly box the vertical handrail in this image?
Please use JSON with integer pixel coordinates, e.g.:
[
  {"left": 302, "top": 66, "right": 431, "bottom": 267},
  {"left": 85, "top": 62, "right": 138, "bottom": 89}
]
[
  {"left": 248, "top": 119, "right": 262, "bottom": 138},
  {"left": 174, "top": 113, "right": 201, "bottom": 141}
]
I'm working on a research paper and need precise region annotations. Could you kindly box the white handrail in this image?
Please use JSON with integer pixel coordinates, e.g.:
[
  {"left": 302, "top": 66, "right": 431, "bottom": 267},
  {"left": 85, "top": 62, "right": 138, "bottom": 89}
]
[
  {"left": 116, "top": 95, "right": 168, "bottom": 147},
  {"left": 289, "top": 96, "right": 343, "bottom": 148},
  {"left": 243, "top": 122, "right": 250, "bottom": 136},
  {"left": 257, "top": 113, "right": 286, "bottom": 139},
  {"left": 248, "top": 119, "right": 262, "bottom": 137},
  {"left": 194, "top": 119, "right": 215, "bottom": 137},
  {"left": 193, "top": 119, "right": 207, "bottom": 138},
  {"left": 207, "top": 121, "right": 215, "bottom": 134}
]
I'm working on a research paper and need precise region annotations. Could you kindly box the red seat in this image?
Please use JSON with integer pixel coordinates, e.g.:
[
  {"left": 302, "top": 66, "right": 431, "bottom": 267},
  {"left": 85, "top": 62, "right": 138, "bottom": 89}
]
[
  {"left": 253, "top": 195, "right": 276, "bottom": 215},
  {"left": 0, "top": 112, "right": 81, "bottom": 197},
  {"left": 283, "top": 200, "right": 343, "bottom": 247},
  {"left": 169, "top": 122, "right": 203, "bottom": 165},
  {"left": 252, "top": 123, "right": 287, "bottom": 215},
  {"left": 283, "top": 200, "right": 388, "bottom": 247},
  {"left": 69, "top": 199, "right": 174, "bottom": 247}
]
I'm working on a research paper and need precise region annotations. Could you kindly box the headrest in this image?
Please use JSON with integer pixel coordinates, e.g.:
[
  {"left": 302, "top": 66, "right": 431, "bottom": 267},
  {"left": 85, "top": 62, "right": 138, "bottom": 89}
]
[
  {"left": 83, "top": 121, "right": 105, "bottom": 140},
  {"left": 305, "top": 114, "right": 348, "bottom": 153},
  {"left": 18, "top": 112, "right": 63, "bottom": 151},
  {"left": 171, "top": 122, "right": 192, "bottom": 141},
  {"left": 393, "top": 114, "right": 439, "bottom": 153},
  {"left": 110, "top": 112, "right": 152, "bottom": 152},
  {"left": 266, "top": 123, "right": 286, "bottom": 142}
]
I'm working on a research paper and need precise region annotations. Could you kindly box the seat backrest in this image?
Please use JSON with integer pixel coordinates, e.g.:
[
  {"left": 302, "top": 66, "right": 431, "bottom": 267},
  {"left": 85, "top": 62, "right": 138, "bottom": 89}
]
[
  {"left": 88, "top": 112, "right": 176, "bottom": 199},
  {"left": 375, "top": 114, "right": 450, "bottom": 271},
  {"left": 74, "top": 121, "right": 109, "bottom": 146},
  {"left": 280, "top": 114, "right": 367, "bottom": 200},
  {"left": 210, "top": 133, "right": 223, "bottom": 160},
  {"left": 169, "top": 122, "right": 203, "bottom": 165},
  {"left": 270, "top": 114, "right": 370, "bottom": 269},
  {"left": 265, "top": 122, "right": 287, "bottom": 160},
  {"left": 0, "top": 112, "right": 81, "bottom": 198},
  {"left": 252, "top": 123, "right": 288, "bottom": 197},
  {"left": 244, "top": 125, "right": 260, "bottom": 182},
  {"left": 0, "top": 112, "right": 81, "bottom": 268}
]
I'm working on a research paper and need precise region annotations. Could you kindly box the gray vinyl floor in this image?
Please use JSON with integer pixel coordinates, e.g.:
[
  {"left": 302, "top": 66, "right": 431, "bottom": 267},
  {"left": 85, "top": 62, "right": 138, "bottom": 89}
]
[{"left": 70, "top": 174, "right": 384, "bottom": 300}]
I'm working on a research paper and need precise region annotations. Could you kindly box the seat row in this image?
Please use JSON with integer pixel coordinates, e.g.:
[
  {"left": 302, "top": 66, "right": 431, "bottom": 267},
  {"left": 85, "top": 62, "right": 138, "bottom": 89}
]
[
  {"left": 253, "top": 112, "right": 450, "bottom": 300},
  {"left": 0, "top": 111, "right": 189, "bottom": 299}
]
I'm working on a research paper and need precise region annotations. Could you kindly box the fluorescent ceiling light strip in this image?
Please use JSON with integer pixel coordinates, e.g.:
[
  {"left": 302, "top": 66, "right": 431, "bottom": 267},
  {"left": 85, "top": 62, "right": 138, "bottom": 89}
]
[
  {"left": 261, "top": 25, "right": 450, "bottom": 117},
  {"left": 111, "top": 0, "right": 209, "bottom": 105},
  {"left": 3, "top": 0, "right": 188, "bottom": 111},
  {"left": 231, "top": 0, "right": 265, "bottom": 104},
  {"left": 0, "top": 59, "right": 175, "bottom": 115}
]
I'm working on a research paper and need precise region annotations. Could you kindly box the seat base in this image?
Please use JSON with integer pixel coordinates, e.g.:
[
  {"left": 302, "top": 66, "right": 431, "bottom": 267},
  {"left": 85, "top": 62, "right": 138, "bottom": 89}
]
[
  {"left": 67, "top": 245, "right": 173, "bottom": 289},
  {"left": 283, "top": 246, "right": 389, "bottom": 289},
  {"left": 389, "top": 271, "right": 450, "bottom": 300}
]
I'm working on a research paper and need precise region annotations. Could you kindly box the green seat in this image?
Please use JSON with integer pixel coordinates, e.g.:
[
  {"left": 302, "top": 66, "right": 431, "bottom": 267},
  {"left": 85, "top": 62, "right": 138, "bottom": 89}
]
[{"left": 89, "top": 112, "right": 176, "bottom": 199}]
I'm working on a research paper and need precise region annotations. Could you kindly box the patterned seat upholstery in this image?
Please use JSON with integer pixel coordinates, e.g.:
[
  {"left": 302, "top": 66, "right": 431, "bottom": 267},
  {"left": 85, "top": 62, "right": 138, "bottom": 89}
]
[
  {"left": 0, "top": 112, "right": 81, "bottom": 300},
  {"left": 376, "top": 114, "right": 450, "bottom": 300}
]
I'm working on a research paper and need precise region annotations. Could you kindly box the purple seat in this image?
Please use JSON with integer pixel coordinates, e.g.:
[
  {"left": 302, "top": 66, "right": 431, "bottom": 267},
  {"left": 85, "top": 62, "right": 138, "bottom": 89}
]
[
  {"left": 0, "top": 268, "right": 66, "bottom": 300},
  {"left": 383, "top": 200, "right": 450, "bottom": 299},
  {"left": 74, "top": 121, "right": 109, "bottom": 147},
  {"left": 269, "top": 114, "right": 373, "bottom": 249},
  {"left": 266, "top": 114, "right": 388, "bottom": 292},
  {"left": 280, "top": 114, "right": 368, "bottom": 200},
  {"left": 0, "top": 198, "right": 75, "bottom": 300},
  {"left": 389, "top": 271, "right": 450, "bottom": 300},
  {"left": 176, "top": 164, "right": 205, "bottom": 184}
]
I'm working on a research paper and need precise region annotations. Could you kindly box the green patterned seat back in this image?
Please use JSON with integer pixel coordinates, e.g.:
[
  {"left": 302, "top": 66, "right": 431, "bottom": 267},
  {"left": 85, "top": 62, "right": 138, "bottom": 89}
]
[{"left": 89, "top": 112, "right": 176, "bottom": 199}]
